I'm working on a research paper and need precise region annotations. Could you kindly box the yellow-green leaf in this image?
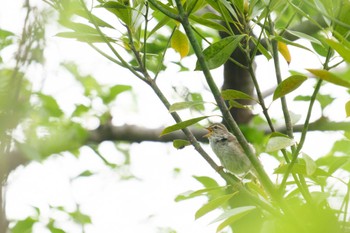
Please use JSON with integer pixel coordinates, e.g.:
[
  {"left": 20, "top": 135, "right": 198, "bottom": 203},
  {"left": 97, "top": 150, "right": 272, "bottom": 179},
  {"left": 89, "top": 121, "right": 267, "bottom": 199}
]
[
  {"left": 307, "top": 69, "right": 350, "bottom": 88},
  {"left": 173, "top": 139, "right": 191, "bottom": 149},
  {"left": 273, "top": 75, "right": 307, "bottom": 101},
  {"left": 169, "top": 101, "right": 205, "bottom": 113},
  {"left": 160, "top": 116, "right": 208, "bottom": 136},
  {"left": 211, "top": 206, "right": 256, "bottom": 232},
  {"left": 325, "top": 39, "right": 350, "bottom": 63},
  {"left": 302, "top": 153, "right": 317, "bottom": 176},
  {"left": 171, "top": 29, "right": 189, "bottom": 59},
  {"left": 345, "top": 100, "right": 350, "bottom": 117},
  {"left": 195, "top": 192, "right": 238, "bottom": 219},
  {"left": 266, "top": 135, "right": 295, "bottom": 152},
  {"left": 274, "top": 164, "right": 329, "bottom": 177},
  {"left": 278, "top": 41, "right": 291, "bottom": 64}
]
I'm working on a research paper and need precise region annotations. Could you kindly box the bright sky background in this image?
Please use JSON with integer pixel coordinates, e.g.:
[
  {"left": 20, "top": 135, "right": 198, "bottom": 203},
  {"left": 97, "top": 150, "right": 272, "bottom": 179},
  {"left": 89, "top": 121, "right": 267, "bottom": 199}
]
[{"left": 1, "top": 1, "right": 348, "bottom": 233}]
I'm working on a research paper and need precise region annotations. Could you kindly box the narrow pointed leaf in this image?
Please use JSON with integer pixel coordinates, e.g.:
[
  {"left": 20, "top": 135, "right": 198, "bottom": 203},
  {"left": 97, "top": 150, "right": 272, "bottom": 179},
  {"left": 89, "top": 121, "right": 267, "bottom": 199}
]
[
  {"left": 307, "top": 69, "right": 350, "bottom": 88},
  {"left": 278, "top": 41, "right": 291, "bottom": 64},
  {"left": 195, "top": 35, "right": 245, "bottom": 70},
  {"left": 169, "top": 101, "right": 205, "bottom": 112},
  {"left": 273, "top": 75, "right": 307, "bottom": 100},
  {"left": 171, "top": 29, "right": 189, "bottom": 59},
  {"left": 160, "top": 116, "right": 208, "bottom": 136},
  {"left": 195, "top": 192, "right": 238, "bottom": 219}
]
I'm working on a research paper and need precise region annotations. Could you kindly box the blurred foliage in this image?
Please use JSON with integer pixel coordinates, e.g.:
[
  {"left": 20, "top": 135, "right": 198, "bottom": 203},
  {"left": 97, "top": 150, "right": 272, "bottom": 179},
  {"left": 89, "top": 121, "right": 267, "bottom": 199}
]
[{"left": 2, "top": 0, "right": 350, "bottom": 232}]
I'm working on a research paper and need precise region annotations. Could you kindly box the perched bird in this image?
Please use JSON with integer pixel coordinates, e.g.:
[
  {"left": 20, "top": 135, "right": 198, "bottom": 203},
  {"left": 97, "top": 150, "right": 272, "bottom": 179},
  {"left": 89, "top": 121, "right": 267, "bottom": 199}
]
[{"left": 204, "top": 123, "right": 254, "bottom": 176}]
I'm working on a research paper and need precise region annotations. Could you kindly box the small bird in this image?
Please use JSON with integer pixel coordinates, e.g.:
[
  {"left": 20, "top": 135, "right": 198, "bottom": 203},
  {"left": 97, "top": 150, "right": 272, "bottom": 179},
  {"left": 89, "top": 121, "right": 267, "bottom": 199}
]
[{"left": 204, "top": 123, "right": 254, "bottom": 176}]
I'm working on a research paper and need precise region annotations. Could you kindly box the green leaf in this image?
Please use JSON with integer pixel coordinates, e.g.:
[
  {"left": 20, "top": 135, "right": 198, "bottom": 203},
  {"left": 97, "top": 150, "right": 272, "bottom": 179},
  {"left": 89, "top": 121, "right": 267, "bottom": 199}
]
[
  {"left": 212, "top": 206, "right": 256, "bottom": 232},
  {"left": 193, "top": 175, "right": 219, "bottom": 188},
  {"left": 228, "top": 100, "right": 251, "bottom": 109},
  {"left": 195, "top": 192, "right": 238, "bottom": 219},
  {"left": 169, "top": 101, "right": 206, "bottom": 113},
  {"left": 274, "top": 163, "right": 329, "bottom": 177},
  {"left": 302, "top": 153, "right": 317, "bottom": 176},
  {"left": 346, "top": 100, "right": 350, "bottom": 117},
  {"left": 100, "top": 1, "right": 132, "bottom": 26},
  {"left": 316, "top": 93, "right": 333, "bottom": 110},
  {"left": 160, "top": 116, "right": 208, "bottom": 136},
  {"left": 221, "top": 89, "right": 256, "bottom": 101},
  {"left": 56, "top": 32, "right": 116, "bottom": 43},
  {"left": 73, "top": 170, "right": 95, "bottom": 179},
  {"left": 286, "top": 30, "right": 323, "bottom": 45},
  {"left": 195, "top": 35, "right": 245, "bottom": 70},
  {"left": 325, "top": 39, "right": 350, "bottom": 63},
  {"left": 37, "top": 93, "right": 63, "bottom": 117},
  {"left": 307, "top": 69, "right": 350, "bottom": 88},
  {"left": 102, "top": 85, "right": 132, "bottom": 104},
  {"left": 173, "top": 139, "right": 191, "bottom": 149},
  {"left": 273, "top": 75, "right": 308, "bottom": 100},
  {"left": 175, "top": 186, "right": 225, "bottom": 202},
  {"left": 70, "top": 209, "right": 92, "bottom": 224},
  {"left": 189, "top": 14, "right": 230, "bottom": 34},
  {"left": 11, "top": 217, "right": 36, "bottom": 233},
  {"left": 266, "top": 135, "right": 295, "bottom": 152},
  {"left": 171, "top": 29, "right": 190, "bottom": 59}
]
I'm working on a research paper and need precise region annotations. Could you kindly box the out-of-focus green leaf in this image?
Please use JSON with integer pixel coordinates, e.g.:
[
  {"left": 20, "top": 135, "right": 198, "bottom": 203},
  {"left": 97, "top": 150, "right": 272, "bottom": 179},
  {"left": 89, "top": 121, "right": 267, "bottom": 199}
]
[
  {"left": 316, "top": 93, "right": 333, "bottom": 110},
  {"left": 195, "top": 35, "right": 245, "bottom": 70},
  {"left": 75, "top": 10, "right": 115, "bottom": 28},
  {"left": 302, "top": 153, "right": 317, "bottom": 176},
  {"left": 56, "top": 32, "right": 116, "bottom": 43},
  {"left": 160, "top": 116, "right": 208, "bottom": 136},
  {"left": 325, "top": 39, "right": 350, "bottom": 63},
  {"left": 171, "top": 29, "right": 189, "bottom": 59},
  {"left": 286, "top": 30, "right": 323, "bottom": 45},
  {"left": 37, "top": 93, "right": 63, "bottom": 117},
  {"left": 74, "top": 170, "right": 95, "bottom": 179},
  {"left": 266, "top": 133, "right": 295, "bottom": 152},
  {"left": 307, "top": 69, "right": 350, "bottom": 88},
  {"left": 102, "top": 85, "right": 132, "bottom": 104},
  {"left": 47, "top": 220, "right": 65, "bottom": 233},
  {"left": 273, "top": 75, "right": 307, "bottom": 100},
  {"left": 70, "top": 209, "right": 92, "bottom": 224},
  {"left": 175, "top": 186, "right": 225, "bottom": 202},
  {"left": 274, "top": 163, "right": 329, "bottom": 176},
  {"left": 169, "top": 101, "right": 206, "bottom": 112},
  {"left": 11, "top": 217, "right": 36, "bottom": 233},
  {"left": 211, "top": 206, "right": 256, "bottom": 232},
  {"left": 193, "top": 175, "right": 219, "bottom": 188},
  {"left": 100, "top": 1, "right": 132, "bottom": 26},
  {"left": 173, "top": 139, "right": 191, "bottom": 149},
  {"left": 346, "top": 100, "right": 350, "bottom": 117},
  {"left": 195, "top": 192, "right": 238, "bottom": 219}
]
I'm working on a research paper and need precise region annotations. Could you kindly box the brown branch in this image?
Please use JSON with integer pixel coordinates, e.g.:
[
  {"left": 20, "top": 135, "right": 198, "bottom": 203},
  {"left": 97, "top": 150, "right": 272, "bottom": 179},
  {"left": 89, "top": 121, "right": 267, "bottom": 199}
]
[{"left": 87, "top": 119, "right": 350, "bottom": 144}]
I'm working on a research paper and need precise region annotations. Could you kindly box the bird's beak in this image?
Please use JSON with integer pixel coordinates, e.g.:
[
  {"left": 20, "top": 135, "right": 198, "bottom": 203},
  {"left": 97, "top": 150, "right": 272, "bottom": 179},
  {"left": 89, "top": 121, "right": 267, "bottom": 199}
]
[{"left": 203, "top": 127, "right": 212, "bottom": 138}]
